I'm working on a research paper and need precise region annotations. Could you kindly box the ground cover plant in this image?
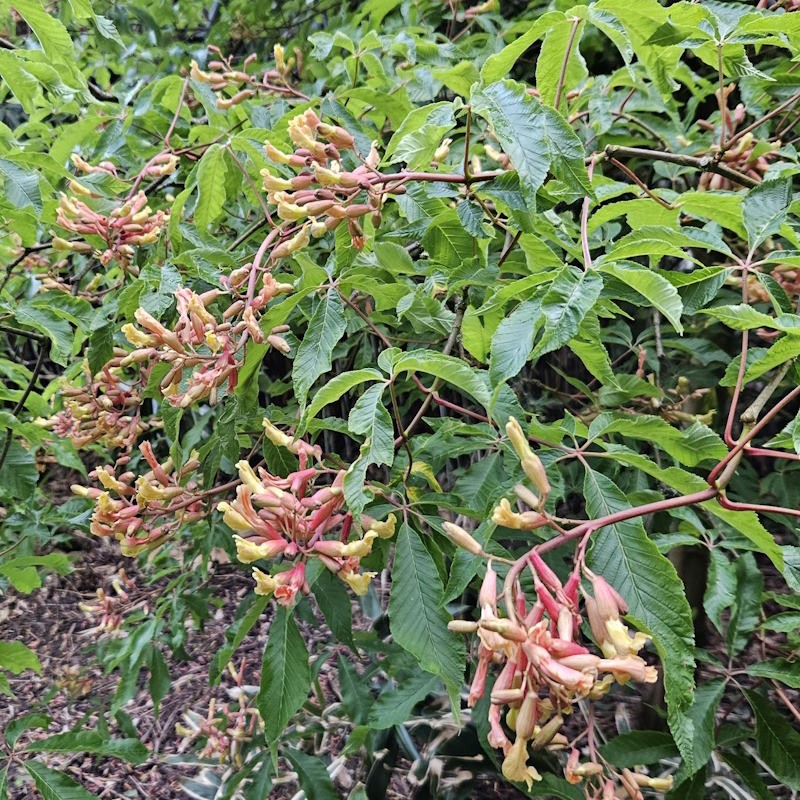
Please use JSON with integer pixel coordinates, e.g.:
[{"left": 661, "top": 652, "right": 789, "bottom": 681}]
[{"left": 1, "top": 0, "right": 800, "bottom": 797}]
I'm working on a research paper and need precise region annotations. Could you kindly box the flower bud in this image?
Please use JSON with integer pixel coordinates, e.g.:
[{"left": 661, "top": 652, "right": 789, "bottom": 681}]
[
  {"left": 442, "top": 521, "right": 482, "bottom": 555},
  {"left": 448, "top": 620, "right": 479, "bottom": 634}
]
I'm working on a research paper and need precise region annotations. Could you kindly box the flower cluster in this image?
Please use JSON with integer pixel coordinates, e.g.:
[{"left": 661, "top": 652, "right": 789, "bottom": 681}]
[
  {"left": 449, "top": 557, "right": 666, "bottom": 795},
  {"left": 54, "top": 185, "right": 168, "bottom": 270},
  {"left": 77, "top": 568, "right": 137, "bottom": 638},
  {"left": 39, "top": 358, "right": 148, "bottom": 450},
  {"left": 120, "top": 284, "right": 291, "bottom": 408},
  {"left": 218, "top": 420, "right": 395, "bottom": 605},
  {"left": 190, "top": 44, "right": 300, "bottom": 109},
  {"left": 72, "top": 442, "right": 204, "bottom": 556},
  {"left": 176, "top": 660, "right": 262, "bottom": 766},
  {"left": 261, "top": 109, "right": 388, "bottom": 252}
]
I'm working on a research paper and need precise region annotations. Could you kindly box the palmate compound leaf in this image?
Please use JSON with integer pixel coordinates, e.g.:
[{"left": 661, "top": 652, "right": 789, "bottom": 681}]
[
  {"left": 583, "top": 468, "right": 696, "bottom": 768},
  {"left": 388, "top": 524, "right": 466, "bottom": 702}
]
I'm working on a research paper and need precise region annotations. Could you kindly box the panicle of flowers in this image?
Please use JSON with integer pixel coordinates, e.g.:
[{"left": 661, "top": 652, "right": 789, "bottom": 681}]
[
  {"left": 176, "top": 659, "right": 262, "bottom": 766},
  {"left": 77, "top": 568, "right": 137, "bottom": 638},
  {"left": 190, "top": 44, "right": 302, "bottom": 109},
  {"left": 54, "top": 174, "right": 168, "bottom": 269},
  {"left": 119, "top": 281, "right": 291, "bottom": 408},
  {"left": 449, "top": 557, "right": 664, "bottom": 794},
  {"left": 72, "top": 441, "right": 204, "bottom": 556},
  {"left": 261, "top": 109, "right": 393, "bottom": 253},
  {"left": 218, "top": 419, "right": 396, "bottom": 606},
  {"left": 38, "top": 357, "right": 149, "bottom": 450}
]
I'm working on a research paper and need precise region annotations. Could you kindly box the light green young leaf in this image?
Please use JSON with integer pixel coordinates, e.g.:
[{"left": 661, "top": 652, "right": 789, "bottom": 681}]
[
  {"left": 389, "top": 524, "right": 466, "bottom": 695},
  {"left": 701, "top": 304, "right": 777, "bottom": 331},
  {"left": 741, "top": 335, "right": 800, "bottom": 383},
  {"left": 601, "top": 263, "right": 684, "bottom": 334},
  {"left": 393, "top": 350, "right": 491, "bottom": 409},
  {"left": 303, "top": 369, "right": 384, "bottom": 428},
  {"left": 195, "top": 143, "right": 228, "bottom": 230},
  {"left": 0, "top": 640, "right": 41, "bottom": 675},
  {"left": 0, "top": 159, "right": 42, "bottom": 212},
  {"left": 385, "top": 102, "right": 455, "bottom": 169},
  {"left": 536, "top": 17, "right": 587, "bottom": 108}
]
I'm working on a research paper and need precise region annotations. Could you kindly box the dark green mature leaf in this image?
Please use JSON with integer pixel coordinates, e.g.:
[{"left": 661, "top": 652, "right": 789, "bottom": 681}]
[
  {"left": 285, "top": 751, "right": 338, "bottom": 800},
  {"left": 747, "top": 659, "right": 800, "bottom": 689},
  {"left": 337, "top": 655, "right": 371, "bottom": 724},
  {"left": 210, "top": 595, "right": 269, "bottom": 684},
  {"left": 0, "top": 441, "right": 39, "bottom": 500},
  {"left": 471, "top": 80, "right": 589, "bottom": 211},
  {"left": 293, "top": 289, "right": 348, "bottom": 406},
  {"left": 389, "top": 524, "right": 465, "bottom": 694},
  {"left": 746, "top": 690, "right": 800, "bottom": 789},
  {"left": 601, "top": 263, "right": 683, "bottom": 334},
  {"left": 24, "top": 762, "right": 96, "bottom": 800},
  {"left": 312, "top": 569, "right": 355, "bottom": 650},
  {"left": 393, "top": 350, "right": 491, "bottom": 408},
  {"left": 534, "top": 267, "right": 603, "bottom": 357},
  {"left": 258, "top": 606, "right": 310, "bottom": 749},
  {"left": 489, "top": 300, "right": 541, "bottom": 386},
  {"left": 422, "top": 209, "right": 477, "bottom": 265},
  {"left": 584, "top": 469, "right": 695, "bottom": 766},
  {"left": 599, "top": 731, "right": 678, "bottom": 768},
  {"left": 673, "top": 679, "right": 725, "bottom": 778},
  {"left": 743, "top": 178, "right": 793, "bottom": 251},
  {"left": 369, "top": 671, "right": 440, "bottom": 729},
  {"left": 722, "top": 752, "right": 774, "bottom": 800},
  {"left": 25, "top": 731, "right": 148, "bottom": 764},
  {"left": 726, "top": 553, "right": 763, "bottom": 656}
]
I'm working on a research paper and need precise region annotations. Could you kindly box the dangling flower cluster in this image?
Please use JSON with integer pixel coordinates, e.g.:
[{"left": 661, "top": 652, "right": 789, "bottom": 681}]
[
  {"left": 218, "top": 419, "right": 395, "bottom": 606},
  {"left": 38, "top": 358, "right": 148, "bottom": 450},
  {"left": 176, "top": 659, "right": 262, "bottom": 766},
  {"left": 190, "top": 44, "right": 301, "bottom": 109},
  {"left": 261, "top": 109, "right": 389, "bottom": 253},
  {"left": 449, "top": 557, "right": 664, "bottom": 794},
  {"left": 77, "top": 568, "right": 137, "bottom": 639},
  {"left": 54, "top": 184, "right": 168, "bottom": 270},
  {"left": 72, "top": 442, "right": 204, "bottom": 556},
  {"left": 120, "top": 284, "right": 291, "bottom": 408}
]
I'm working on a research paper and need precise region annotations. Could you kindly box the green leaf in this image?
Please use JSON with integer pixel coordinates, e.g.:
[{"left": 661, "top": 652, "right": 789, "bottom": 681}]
[
  {"left": 422, "top": 209, "right": 477, "bottom": 265},
  {"left": 746, "top": 689, "right": 800, "bottom": 789},
  {"left": 388, "top": 524, "right": 466, "bottom": 694},
  {"left": 472, "top": 80, "right": 589, "bottom": 211},
  {"left": 599, "top": 731, "right": 678, "bottom": 768},
  {"left": 584, "top": 469, "right": 695, "bottom": 766},
  {"left": 337, "top": 655, "right": 371, "bottom": 724},
  {"left": 258, "top": 606, "right": 311, "bottom": 750},
  {"left": 285, "top": 750, "right": 338, "bottom": 800},
  {"left": 13, "top": 303, "right": 71, "bottom": 365},
  {"left": 480, "top": 12, "right": 562, "bottom": 84},
  {"left": 303, "top": 369, "right": 384, "bottom": 427},
  {"left": 535, "top": 267, "right": 603, "bottom": 357},
  {"left": 0, "top": 640, "right": 41, "bottom": 675},
  {"left": 536, "top": 18, "right": 587, "bottom": 108},
  {"left": 6, "top": 0, "right": 76, "bottom": 70},
  {"left": 601, "top": 263, "right": 684, "bottom": 334},
  {"left": 210, "top": 595, "right": 269, "bottom": 684},
  {"left": 747, "top": 659, "right": 800, "bottom": 689},
  {"left": 148, "top": 647, "right": 170, "bottom": 718},
  {"left": 393, "top": 350, "right": 491, "bottom": 409},
  {"left": 741, "top": 335, "right": 800, "bottom": 383},
  {"left": 195, "top": 143, "right": 227, "bottom": 230},
  {"left": 24, "top": 762, "right": 96, "bottom": 800},
  {"left": 743, "top": 177, "right": 793, "bottom": 251},
  {"left": 25, "top": 731, "right": 148, "bottom": 764},
  {"left": 311, "top": 569, "right": 356, "bottom": 650},
  {"left": 701, "top": 304, "right": 777, "bottom": 331},
  {"left": 673, "top": 679, "right": 726, "bottom": 778},
  {"left": 385, "top": 102, "right": 455, "bottom": 170},
  {"left": 293, "top": 289, "right": 347, "bottom": 406},
  {"left": 704, "top": 548, "right": 736, "bottom": 635},
  {"left": 489, "top": 300, "right": 541, "bottom": 386},
  {"left": 0, "top": 159, "right": 42, "bottom": 213},
  {"left": 369, "top": 670, "right": 441, "bottom": 729},
  {"left": 721, "top": 751, "right": 774, "bottom": 800}
]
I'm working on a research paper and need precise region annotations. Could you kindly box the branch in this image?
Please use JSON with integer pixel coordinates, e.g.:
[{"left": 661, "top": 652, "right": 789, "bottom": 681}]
[{"left": 604, "top": 145, "right": 759, "bottom": 188}]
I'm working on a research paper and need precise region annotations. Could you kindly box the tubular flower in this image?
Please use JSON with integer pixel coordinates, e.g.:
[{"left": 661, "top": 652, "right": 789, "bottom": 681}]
[
  {"left": 448, "top": 549, "right": 663, "bottom": 795},
  {"left": 217, "top": 424, "right": 389, "bottom": 605},
  {"left": 74, "top": 443, "right": 203, "bottom": 556}
]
